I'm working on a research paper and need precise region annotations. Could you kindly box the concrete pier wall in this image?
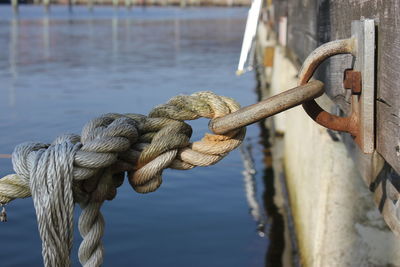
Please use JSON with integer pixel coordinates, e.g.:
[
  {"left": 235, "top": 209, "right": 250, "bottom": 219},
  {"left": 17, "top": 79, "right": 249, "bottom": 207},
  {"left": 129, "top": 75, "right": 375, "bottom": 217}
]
[{"left": 255, "top": 24, "right": 400, "bottom": 266}]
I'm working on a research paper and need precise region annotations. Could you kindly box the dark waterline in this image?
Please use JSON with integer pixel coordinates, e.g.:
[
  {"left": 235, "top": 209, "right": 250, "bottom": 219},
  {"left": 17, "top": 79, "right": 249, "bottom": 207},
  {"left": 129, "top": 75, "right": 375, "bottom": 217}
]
[{"left": 0, "top": 6, "right": 285, "bottom": 266}]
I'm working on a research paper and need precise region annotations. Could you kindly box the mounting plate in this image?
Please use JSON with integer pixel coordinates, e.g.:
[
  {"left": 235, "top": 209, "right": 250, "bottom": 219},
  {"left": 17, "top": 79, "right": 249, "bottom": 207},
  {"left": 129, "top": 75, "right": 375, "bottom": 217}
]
[{"left": 351, "top": 19, "right": 375, "bottom": 154}]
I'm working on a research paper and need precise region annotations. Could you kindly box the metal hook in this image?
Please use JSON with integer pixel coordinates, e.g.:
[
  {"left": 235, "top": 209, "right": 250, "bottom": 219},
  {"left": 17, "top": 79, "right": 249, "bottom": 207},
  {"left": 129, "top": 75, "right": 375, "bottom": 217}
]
[
  {"left": 209, "top": 80, "right": 325, "bottom": 135},
  {"left": 298, "top": 38, "right": 359, "bottom": 137}
]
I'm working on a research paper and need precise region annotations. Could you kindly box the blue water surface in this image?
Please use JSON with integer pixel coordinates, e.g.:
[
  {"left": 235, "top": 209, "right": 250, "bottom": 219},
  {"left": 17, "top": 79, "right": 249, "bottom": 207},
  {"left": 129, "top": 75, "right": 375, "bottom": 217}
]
[{"left": 0, "top": 5, "right": 268, "bottom": 266}]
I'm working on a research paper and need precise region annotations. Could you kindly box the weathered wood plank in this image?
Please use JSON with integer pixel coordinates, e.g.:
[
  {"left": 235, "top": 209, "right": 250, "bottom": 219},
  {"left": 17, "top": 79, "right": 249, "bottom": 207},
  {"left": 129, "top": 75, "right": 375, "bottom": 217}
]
[
  {"left": 377, "top": 101, "right": 400, "bottom": 173},
  {"left": 270, "top": 0, "right": 400, "bottom": 234},
  {"left": 329, "top": 0, "right": 400, "bottom": 174},
  {"left": 287, "top": 0, "right": 318, "bottom": 63},
  {"left": 273, "top": 0, "right": 400, "bottom": 173},
  {"left": 321, "top": 0, "right": 400, "bottom": 233}
]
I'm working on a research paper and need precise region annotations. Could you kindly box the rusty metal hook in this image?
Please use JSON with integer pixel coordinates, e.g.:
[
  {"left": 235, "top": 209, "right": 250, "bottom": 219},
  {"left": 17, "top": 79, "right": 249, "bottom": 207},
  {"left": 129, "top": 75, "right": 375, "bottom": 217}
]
[
  {"left": 299, "top": 38, "right": 359, "bottom": 137},
  {"left": 209, "top": 80, "right": 325, "bottom": 134}
]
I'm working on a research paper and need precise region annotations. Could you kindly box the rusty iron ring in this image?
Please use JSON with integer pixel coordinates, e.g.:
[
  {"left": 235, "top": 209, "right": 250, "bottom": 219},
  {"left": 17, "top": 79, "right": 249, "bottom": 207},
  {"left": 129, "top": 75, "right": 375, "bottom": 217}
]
[{"left": 299, "top": 38, "right": 359, "bottom": 137}]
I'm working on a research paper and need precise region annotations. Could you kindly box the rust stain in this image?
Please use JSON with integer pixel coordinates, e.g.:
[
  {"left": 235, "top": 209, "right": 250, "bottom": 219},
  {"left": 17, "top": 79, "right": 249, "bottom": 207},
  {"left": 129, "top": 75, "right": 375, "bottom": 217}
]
[
  {"left": 264, "top": 46, "right": 275, "bottom": 67},
  {"left": 344, "top": 69, "right": 362, "bottom": 94},
  {"left": 298, "top": 38, "right": 359, "bottom": 138}
]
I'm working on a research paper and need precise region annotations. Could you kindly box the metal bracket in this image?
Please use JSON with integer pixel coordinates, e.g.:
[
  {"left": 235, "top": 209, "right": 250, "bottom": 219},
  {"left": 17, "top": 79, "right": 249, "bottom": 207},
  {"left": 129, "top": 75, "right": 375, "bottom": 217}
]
[
  {"left": 298, "top": 19, "right": 376, "bottom": 154},
  {"left": 210, "top": 19, "right": 376, "bottom": 155},
  {"left": 351, "top": 19, "right": 375, "bottom": 154}
]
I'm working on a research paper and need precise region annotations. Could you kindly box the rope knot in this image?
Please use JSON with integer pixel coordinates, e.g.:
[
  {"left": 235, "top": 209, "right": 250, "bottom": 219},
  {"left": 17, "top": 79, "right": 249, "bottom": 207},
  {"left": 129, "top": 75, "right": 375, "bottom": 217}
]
[
  {"left": 0, "top": 91, "right": 246, "bottom": 267},
  {"left": 128, "top": 91, "right": 245, "bottom": 193}
]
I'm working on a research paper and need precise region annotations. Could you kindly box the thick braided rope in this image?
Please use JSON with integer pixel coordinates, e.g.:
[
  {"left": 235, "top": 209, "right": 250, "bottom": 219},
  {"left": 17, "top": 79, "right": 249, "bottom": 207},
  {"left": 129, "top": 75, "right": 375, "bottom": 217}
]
[
  {"left": 0, "top": 114, "right": 193, "bottom": 266},
  {"left": 0, "top": 91, "right": 245, "bottom": 267},
  {"left": 30, "top": 141, "right": 79, "bottom": 266},
  {"left": 130, "top": 91, "right": 246, "bottom": 192}
]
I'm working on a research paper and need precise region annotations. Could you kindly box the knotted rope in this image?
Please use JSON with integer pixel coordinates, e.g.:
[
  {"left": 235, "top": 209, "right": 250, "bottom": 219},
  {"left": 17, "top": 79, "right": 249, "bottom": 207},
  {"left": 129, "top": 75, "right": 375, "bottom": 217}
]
[{"left": 0, "top": 91, "right": 246, "bottom": 267}]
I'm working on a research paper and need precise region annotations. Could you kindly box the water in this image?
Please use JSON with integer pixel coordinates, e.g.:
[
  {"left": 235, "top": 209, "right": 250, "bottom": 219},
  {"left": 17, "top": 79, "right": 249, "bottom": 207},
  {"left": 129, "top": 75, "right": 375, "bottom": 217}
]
[{"left": 0, "top": 6, "right": 271, "bottom": 266}]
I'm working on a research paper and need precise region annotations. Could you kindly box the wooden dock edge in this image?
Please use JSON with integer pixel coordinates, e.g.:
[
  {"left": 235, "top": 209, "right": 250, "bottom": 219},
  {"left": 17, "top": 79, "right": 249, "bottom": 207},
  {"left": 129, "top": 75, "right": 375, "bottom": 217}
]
[{"left": 254, "top": 2, "right": 400, "bottom": 264}]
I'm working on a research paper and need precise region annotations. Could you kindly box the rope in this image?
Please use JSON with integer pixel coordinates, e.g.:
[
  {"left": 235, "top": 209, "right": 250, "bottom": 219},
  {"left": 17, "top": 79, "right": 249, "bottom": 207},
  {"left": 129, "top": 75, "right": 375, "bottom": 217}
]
[
  {"left": 0, "top": 91, "right": 246, "bottom": 267},
  {"left": 28, "top": 141, "right": 79, "bottom": 267}
]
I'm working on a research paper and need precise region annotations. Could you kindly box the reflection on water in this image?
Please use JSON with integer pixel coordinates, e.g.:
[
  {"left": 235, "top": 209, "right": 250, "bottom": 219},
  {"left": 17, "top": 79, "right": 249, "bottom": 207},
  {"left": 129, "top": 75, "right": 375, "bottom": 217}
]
[
  {"left": 240, "top": 142, "right": 266, "bottom": 237},
  {"left": 262, "top": 161, "right": 285, "bottom": 266},
  {"left": 9, "top": 18, "right": 18, "bottom": 80},
  {"left": 174, "top": 17, "right": 180, "bottom": 53},
  {"left": 8, "top": 18, "right": 18, "bottom": 108},
  {"left": 257, "top": 116, "right": 300, "bottom": 266},
  {"left": 0, "top": 6, "right": 277, "bottom": 266},
  {"left": 112, "top": 16, "right": 118, "bottom": 56},
  {"left": 42, "top": 16, "right": 50, "bottom": 60}
]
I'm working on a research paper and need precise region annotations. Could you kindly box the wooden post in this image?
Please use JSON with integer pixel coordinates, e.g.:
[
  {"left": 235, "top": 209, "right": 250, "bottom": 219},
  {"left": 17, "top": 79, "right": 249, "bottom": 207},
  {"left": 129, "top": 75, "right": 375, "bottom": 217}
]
[
  {"left": 113, "top": 0, "right": 119, "bottom": 8},
  {"left": 68, "top": 0, "right": 73, "bottom": 13},
  {"left": 125, "top": 0, "right": 132, "bottom": 9},
  {"left": 87, "top": 0, "right": 94, "bottom": 12}
]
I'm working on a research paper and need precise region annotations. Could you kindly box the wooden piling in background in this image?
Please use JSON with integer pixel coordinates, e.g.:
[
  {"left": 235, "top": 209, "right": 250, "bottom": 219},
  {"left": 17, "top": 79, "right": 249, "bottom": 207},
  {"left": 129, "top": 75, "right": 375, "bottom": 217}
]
[
  {"left": 68, "top": 0, "right": 73, "bottom": 13},
  {"left": 87, "top": 0, "right": 94, "bottom": 12},
  {"left": 125, "top": 0, "right": 132, "bottom": 9}
]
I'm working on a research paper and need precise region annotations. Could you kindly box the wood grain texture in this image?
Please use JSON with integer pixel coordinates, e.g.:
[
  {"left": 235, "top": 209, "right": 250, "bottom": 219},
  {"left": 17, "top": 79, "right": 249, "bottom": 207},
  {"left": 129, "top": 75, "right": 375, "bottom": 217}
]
[
  {"left": 270, "top": 0, "right": 400, "bottom": 234},
  {"left": 272, "top": 0, "right": 400, "bottom": 173},
  {"left": 329, "top": 0, "right": 400, "bottom": 174},
  {"left": 287, "top": 0, "right": 318, "bottom": 62}
]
